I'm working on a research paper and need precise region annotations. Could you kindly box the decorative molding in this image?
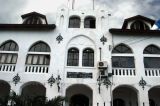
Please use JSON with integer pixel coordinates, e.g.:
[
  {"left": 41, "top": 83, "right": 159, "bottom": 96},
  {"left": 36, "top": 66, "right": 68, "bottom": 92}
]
[
  {"left": 100, "top": 35, "right": 107, "bottom": 45},
  {"left": 56, "top": 33, "right": 63, "bottom": 43},
  {"left": 97, "top": 77, "right": 101, "bottom": 94},
  {"left": 48, "top": 74, "right": 55, "bottom": 87},
  {"left": 103, "top": 78, "right": 111, "bottom": 89},
  {"left": 12, "top": 73, "right": 20, "bottom": 86},
  {"left": 139, "top": 77, "right": 147, "bottom": 90},
  {"left": 56, "top": 75, "right": 61, "bottom": 92}
]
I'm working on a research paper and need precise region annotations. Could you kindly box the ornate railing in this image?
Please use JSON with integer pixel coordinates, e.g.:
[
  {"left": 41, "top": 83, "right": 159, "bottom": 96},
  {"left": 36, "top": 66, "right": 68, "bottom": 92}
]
[
  {"left": 25, "top": 65, "right": 49, "bottom": 73},
  {"left": 145, "top": 68, "right": 160, "bottom": 76},
  {"left": 0, "top": 64, "right": 16, "bottom": 72},
  {"left": 112, "top": 68, "right": 136, "bottom": 76}
]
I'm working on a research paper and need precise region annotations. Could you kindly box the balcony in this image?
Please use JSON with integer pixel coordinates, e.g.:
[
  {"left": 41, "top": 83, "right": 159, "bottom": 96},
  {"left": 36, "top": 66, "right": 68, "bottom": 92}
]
[
  {"left": 25, "top": 65, "right": 49, "bottom": 73},
  {"left": 145, "top": 68, "right": 160, "bottom": 76},
  {"left": 112, "top": 68, "right": 136, "bottom": 76},
  {"left": 0, "top": 64, "right": 16, "bottom": 72}
]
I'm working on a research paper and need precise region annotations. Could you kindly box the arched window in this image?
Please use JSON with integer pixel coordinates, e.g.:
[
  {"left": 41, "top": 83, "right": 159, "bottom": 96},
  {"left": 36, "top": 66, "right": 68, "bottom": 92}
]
[
  {"left": 112, "top": 44, "right": 135, "bottom": 68},
  {"left": 23, "top": 16, "right": 42, "bottom": 24},
  {"left": 26, "top": 41, "right": 50, "bottom": 65},
  {"left": 84, "top": 16, "right": 96, "bottom": 28},
  {"left": 144, "top": 45, "right": 160, "bottom": 54},
  {"left": 0, "top": 40, "right": 18, "bottom": 64},
  {"left": 130, "top": 20, "right": 150, "bottom": 30},
  {"left": 82, "top": 48, "right": 94, "bottom": 67},
  {"left": 144, "top": 45, "right": 160, "bottom": 68},
  {"left": 112, "top": 44, "right": 132, "bottom": 53},
  {"left": 69, "top": 16, "right": 80, "bottom": 28},
  {"left": 67, "top": 48, "right": 79, "bottom": 66},
  {"left": 113, "top": 99, "right": 125, "bottom": 106}
]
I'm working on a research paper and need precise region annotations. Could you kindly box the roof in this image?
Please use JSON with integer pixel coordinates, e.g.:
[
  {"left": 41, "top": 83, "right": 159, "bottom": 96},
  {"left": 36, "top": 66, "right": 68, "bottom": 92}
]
[
  {"left": 109, "top": 28, "right": 160, "bottom": 35},
  {"left": 122, "top": 15, "right": 155, "bottom": 29},
  {"left": 21, "top": 12, "right": 46, "bottom": 19},
  {"left": 0, "top": 24, "right": 56, "bottom": 30}
]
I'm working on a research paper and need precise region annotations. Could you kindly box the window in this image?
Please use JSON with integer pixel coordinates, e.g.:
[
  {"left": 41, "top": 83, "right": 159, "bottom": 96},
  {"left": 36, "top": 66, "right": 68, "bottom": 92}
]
[
  {"left": 69, "top": 16, "right": 80, "bottom": 28},
  {"left": 0, "top": 40, "right": 18, "bottom": 64},
  {"left": 112, "top": 44, "right": 135, "bottom": 68},
  {"left": 26, "top": 42, "right": 50, "bottom": 65},
  {"left": 130, "top": 20, "right": 149, "bottom": 30},
  {"left": 112, "top": 57, "right": 135, "bottom": 68},
  {"left": 112, "top": 44, "right": 132, "bottom": 53},
  {"left": 82, "top": 48, "right": 94, "bottom": 67},
  {"left": 144, "top": 45, "right": 160, "bottom": 68},
  {"left": 26, "top": 54, "right": 50, "bottom": 65},
  {"left": 0, "top": 41, "right": 18, "bottom": 51},
  {"left": 143, "top": 45, "right": 160, "bottom": 54},
  {"left": 144, "top": 57, "right": 160, "bottom": 68},
  {"left": 67, "top": 48, "right": 79, "bottom": 66},
  {"left": 29, "top": 42, "right": 50, "bottom": 52},
  {"left": 84, "top": 17, "right": 96, "bottom": 28},
  {"left": 23, "top": 16, "right": 42, "bottom": 24}
]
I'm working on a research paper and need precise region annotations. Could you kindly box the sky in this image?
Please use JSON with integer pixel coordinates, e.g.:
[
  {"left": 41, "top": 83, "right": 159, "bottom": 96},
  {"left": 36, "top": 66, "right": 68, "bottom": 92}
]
[{"left": 0, "top": 0, "right": 160, "bottom": 28}]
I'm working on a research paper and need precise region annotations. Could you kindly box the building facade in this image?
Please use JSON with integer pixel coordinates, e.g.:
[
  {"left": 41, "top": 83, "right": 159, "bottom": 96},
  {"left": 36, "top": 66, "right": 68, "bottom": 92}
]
[{"left": 0, "top": 2, "right": 160, "bottom": 106}]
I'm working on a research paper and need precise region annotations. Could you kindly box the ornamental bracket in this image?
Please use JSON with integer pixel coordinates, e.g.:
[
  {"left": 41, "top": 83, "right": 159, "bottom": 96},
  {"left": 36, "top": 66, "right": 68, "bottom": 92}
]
[
  {"left": 139, "top": 77, "right": 147, "bottom": 90},
  {"left": 12, "top": 73, "right": 20, "bottom": 86}
]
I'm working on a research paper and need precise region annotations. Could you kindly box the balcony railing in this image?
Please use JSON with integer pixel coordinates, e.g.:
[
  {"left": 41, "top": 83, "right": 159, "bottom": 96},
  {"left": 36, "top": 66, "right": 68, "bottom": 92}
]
[
  {"left": 0, "top": 64, "right": 16, "bottom": 72},
  {"left": 112, "top": 68, "right": 136, "bottom": 76},
  {"left": 25, "top": 65, "right": 49, "bottom": 73},
  {"left": 145, "top": 68, "right": 160, "bottom": 76}
]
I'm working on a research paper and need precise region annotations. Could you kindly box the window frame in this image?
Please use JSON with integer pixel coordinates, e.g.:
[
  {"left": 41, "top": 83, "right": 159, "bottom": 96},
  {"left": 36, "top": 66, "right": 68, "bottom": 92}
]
[
  {"left": 82, "top": 48, "right": 94, "bottom": 67},
  {"left": 68, "top": 16, "right": 81, "bottom": 28},
  {"left": 84, "top": 16, "right": 96, "bottom": 28},
  {"left": 67, "top": 48, "right": 79, "bottom": 66}
]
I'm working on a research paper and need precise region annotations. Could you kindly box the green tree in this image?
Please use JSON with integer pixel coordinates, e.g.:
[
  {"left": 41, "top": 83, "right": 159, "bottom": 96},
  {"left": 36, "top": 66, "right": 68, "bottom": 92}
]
[{"left": 46, "top": 96, "right": 65, "bottom": 106}]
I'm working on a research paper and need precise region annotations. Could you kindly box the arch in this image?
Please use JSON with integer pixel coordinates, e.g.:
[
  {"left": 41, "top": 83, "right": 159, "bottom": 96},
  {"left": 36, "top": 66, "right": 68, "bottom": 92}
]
[
  {"left": 0, "top": 80, "right": 10, "bottom": 102},
  {"left": 84, "top": 16, "right": 96, "bottom": 28},
  {"left": 82, "top": 48, "right": 94, "bottom": 67},
  {"left": 130, "top": 20, "right": 150, "bottom": 30},
  {"left": 148, "top": 86, "right": 160, "bottom": 106},
  {"left": 67, "top": 35, "right": 95, "bottom": 48},
  {"left": 67, "top": 47, "right": 79, "bottom": 66},
  {"left": 112, "top": 43, "right": 133, "bottom": 53},
  {"left": 0, "top": 40, "right": 19, "bottom": 51},
  {"left": 29, "top": 41, "right": 51, "bottom": 52},
  {"left": 143, "top": 44, "right": 160, "bottom": 54},
  {"left": 21, "top": 81, "right": 46, "bottom": 99},
  {"left": 66, "top": 84, "right": 93, "bottom": 92},
  {"left": 66, "top": 84, "right": 93, "bottom": 106},
  {"left": 69, "top": 15, "right": 81, "bottom": 28},
  {"left": 113, "top": 85, "right": 138, "bottom": 93},
  {"left": 113, "top": 85, "right": 138, "bottom": 106}
]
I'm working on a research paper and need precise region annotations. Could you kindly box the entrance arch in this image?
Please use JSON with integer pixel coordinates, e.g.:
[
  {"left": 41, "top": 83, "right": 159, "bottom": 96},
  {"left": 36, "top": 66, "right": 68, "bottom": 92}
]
[
  {"left": 66, "top": 84, "right": 92, "bottom": 106},
  {"left": 0, "top": 80, "right": 10, "bottom": 105},
  {"left": 149, "top": 86, "right": 160, "bottom": 106},
  {"left": 21, "top": 81, "right": 46, "bottom": 99},
  {"left": 113, "top": 85, "right": 138, "bottom": 106}
]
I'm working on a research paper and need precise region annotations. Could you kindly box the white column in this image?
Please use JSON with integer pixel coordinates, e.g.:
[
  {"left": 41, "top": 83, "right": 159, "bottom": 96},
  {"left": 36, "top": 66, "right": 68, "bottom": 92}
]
[
  {"left": 81, "top": 18, "right": 84, "bottom": 29},
  {"left": 138, "top": 89, "right": 149, "bottom": 106}
]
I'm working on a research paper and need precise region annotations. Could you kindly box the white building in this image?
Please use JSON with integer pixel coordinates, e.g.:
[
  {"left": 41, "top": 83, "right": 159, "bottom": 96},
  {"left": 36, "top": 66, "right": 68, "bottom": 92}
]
[{"left": 0, "top": 1, "right": 160, "bottom": 106}]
